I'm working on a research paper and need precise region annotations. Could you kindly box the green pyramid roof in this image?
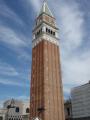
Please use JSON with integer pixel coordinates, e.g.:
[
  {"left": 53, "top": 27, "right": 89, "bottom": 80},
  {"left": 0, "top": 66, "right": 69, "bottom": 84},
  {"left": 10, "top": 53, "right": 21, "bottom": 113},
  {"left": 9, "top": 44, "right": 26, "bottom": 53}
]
[{"left": 38, "top": 1, "right": 54, "bottom": 17}]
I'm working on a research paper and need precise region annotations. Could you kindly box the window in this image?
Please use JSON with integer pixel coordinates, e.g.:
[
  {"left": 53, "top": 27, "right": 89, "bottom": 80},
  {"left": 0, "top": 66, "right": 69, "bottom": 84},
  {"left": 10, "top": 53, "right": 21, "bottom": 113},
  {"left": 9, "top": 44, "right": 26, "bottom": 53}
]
[
  {"left": 53, "top": 32, "right": 55, "bottom": 36},
  {"left": 39, "top": 30, "right": 40, "bottom": 34},
  {"left": 46, "top": 28, "right": 50, "bottom": 33},
  {"left": 40, "top": 28, "right": 42, "bottom": 33},
  {"left": 26, "top": 108, "right": 30, "bottom": 113},
  {"left": 46, "top": 28, "right": 48, "bottom": 32},
  {"left": 48, "top": 29, "right": 50, "bottom": 33},
  {"left": 67, "top": 108, "right": 70, "bottom": 116},
  {"left": 0, "top": 117, "right": 3, "bottom": 120},
  {"left": 36, "top": 28, "right": 42, "bottom": 38},
  {"left": 46, "top": 28, "right": 55, "bottom": 36},
  {"left": 15, "top": 107, "right": 19, "bottom": 112},
  {"left": 37, "top": 31, "right": 39, "bottom": 35},
  {"left": 51, "top": 30, "right": 53, "bottom": 34}
]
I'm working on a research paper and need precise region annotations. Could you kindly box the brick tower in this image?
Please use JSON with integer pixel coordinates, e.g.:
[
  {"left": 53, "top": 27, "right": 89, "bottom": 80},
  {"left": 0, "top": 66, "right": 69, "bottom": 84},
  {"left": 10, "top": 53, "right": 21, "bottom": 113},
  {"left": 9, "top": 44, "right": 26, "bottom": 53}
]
[{"left": 30, "top": 1, "right": 65, "bottom": 120}]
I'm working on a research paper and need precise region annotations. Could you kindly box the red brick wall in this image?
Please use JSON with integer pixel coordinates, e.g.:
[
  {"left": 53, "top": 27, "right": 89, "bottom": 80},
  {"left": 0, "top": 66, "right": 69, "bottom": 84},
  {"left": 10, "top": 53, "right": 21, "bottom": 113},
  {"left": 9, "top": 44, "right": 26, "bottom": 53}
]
[{"left": 30, "top": 40, "right": 65, "bottom": 120}]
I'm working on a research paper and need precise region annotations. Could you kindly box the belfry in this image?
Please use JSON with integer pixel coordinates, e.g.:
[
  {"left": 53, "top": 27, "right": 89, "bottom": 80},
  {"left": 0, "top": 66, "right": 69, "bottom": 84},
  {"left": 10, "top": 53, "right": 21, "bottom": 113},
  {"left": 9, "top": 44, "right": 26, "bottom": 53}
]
[{"left": 30, "top": 1, "right": 65, "bottom": 120}]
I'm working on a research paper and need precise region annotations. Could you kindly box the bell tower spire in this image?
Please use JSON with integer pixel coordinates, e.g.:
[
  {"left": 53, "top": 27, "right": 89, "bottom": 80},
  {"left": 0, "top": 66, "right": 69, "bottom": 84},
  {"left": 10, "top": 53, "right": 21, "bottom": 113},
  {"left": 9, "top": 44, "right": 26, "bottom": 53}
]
[
  {"left": 32, "top": 1, "right": 59, "bottom": 48},
  {"left": 38, "top": 0, "right": 54, "bottom": 18}
]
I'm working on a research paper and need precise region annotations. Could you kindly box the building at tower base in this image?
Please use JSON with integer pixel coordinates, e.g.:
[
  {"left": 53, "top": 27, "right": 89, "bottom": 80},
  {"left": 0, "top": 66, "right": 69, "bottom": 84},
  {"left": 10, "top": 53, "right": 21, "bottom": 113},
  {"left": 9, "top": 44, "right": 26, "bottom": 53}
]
[{"left": 71, "top": 81, "right": 90, "bottom": 120}]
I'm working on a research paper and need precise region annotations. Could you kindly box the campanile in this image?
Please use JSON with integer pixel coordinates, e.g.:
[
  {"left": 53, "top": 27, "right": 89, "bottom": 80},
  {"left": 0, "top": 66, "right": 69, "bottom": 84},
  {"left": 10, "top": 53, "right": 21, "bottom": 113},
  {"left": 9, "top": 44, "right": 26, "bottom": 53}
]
[{"left": 30, "top": 1, "right": 65, "bottom": 120}]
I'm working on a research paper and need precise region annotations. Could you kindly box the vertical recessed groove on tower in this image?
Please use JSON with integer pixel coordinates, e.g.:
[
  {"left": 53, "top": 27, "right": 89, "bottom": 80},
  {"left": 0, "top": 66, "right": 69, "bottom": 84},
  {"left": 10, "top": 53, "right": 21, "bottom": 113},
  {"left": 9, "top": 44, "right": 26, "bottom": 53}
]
[
  {"left": 51, "top": 43, "right": 56, "bottom": 120},
  {"left": 54, "top": 44, "right": 59, "bottom": 120},
  {"left": 42, "top": 41, "right": 45, "bottom": 120},
  {"left": 57, "top": 46, "right": 65, "bottom": 120},
  {"left": 47, "top": 41, "right": 51, "bottom": 120}
]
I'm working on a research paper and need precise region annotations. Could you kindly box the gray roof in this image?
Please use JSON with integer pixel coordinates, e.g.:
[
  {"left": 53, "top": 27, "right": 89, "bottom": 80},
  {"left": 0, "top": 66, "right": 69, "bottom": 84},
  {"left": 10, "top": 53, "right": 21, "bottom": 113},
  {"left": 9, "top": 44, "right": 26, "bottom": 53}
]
[{"left": 38, "top": 1, "right": 54, "bottom": 17}]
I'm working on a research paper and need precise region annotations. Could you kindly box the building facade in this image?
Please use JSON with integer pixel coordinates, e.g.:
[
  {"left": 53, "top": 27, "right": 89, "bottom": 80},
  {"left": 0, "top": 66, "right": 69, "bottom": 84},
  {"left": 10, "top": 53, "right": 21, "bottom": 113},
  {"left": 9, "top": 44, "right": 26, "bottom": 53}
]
[
  {"left": 71, "top": 82, "right": 90, "bottom": 120},
  {"left": 3, "top": 99, "right": 30, "bottom": 120},
  {"left": 64, "top": 100, "right": 72, "bottom": 120},
  {"left": 30, "top": 1, "right": 65, "bottom": 120},
  {"left": 0, "top": 109, "right": 7, "bottom": 120}
]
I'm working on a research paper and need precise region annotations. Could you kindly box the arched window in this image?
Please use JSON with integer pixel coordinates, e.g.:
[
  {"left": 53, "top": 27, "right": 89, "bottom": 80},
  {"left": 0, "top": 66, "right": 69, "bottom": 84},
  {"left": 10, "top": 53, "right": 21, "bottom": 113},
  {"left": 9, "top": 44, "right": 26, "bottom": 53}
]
[{"left": 26, "top": 108, "right": 30, "bottom": 113}]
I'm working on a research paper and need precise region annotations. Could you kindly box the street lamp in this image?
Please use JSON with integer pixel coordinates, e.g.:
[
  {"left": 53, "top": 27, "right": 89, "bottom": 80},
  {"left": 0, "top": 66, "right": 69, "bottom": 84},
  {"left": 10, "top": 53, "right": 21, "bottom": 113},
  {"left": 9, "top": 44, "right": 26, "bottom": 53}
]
[
  {"left": 31, "top": 107, "right": 45, "bottom": 120},
  {"left": 37, "top": 107, "right": 45, "bottom": 115}
]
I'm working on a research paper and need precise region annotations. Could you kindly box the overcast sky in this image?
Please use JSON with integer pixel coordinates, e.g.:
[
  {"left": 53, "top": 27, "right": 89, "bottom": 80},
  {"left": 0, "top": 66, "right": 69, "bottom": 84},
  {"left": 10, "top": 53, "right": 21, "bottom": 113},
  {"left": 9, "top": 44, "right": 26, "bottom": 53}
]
[{"left": 0, "top": 0, "right": 90, "bottom": 106}]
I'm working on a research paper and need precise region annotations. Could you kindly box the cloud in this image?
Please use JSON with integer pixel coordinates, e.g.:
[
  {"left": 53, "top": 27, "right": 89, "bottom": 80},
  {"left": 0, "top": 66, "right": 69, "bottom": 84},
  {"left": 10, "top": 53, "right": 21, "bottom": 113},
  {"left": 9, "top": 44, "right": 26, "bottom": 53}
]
[
  {"left": 0, "top": 3, "right": 24, "bottom": 26},
  {"left": 0, "top": 2, "right": 31, "bottom": 62},
  {"left": 0, "top": 78, "right": 29, "bottom": 87},
  {"left": 49, "top": 0, "right": 85, "bottom": 51},
  {"left": 56, "top": 1, "right": 90, "bottom": 97},
  {"left": 0, "top": 79, "right": 20, "bottom": 86},
  {"left": 63, "top": 87, "right": 70, "bottom": 95},
  {"left": 0, "top": 1, "right": 31, "bottom": 49},
  {"left": 18, "top": 51, "right": 31, "bottom": 62},
  {"left": 0, "top": 61, "right": 18, "bottom": 76},
  {"left": 62, "top": 51, "right": 90, "bottom": 85},
  {"left": 29, "top": 0, "right": 41, "bottom": 12},
  {"left": 0, "top": 61, "right": 30, "bottom": 87},
  {"left": 49, "top": 0, "right": 89, "bottom": 98},
  {"left": 0, "top": 26, "right": 27, "bottom": 48},
  {"left": 0, "top": 25, "right": 31, "bottom": 62},
  {"left": 16, "top": 95, "right": 30, "bottom": 101},
  {"left": 62, "top": 52, "right": 90, "bottom": 99},
  {"left": 0, "top": 101, "right": 4, "bottom": 108}
]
